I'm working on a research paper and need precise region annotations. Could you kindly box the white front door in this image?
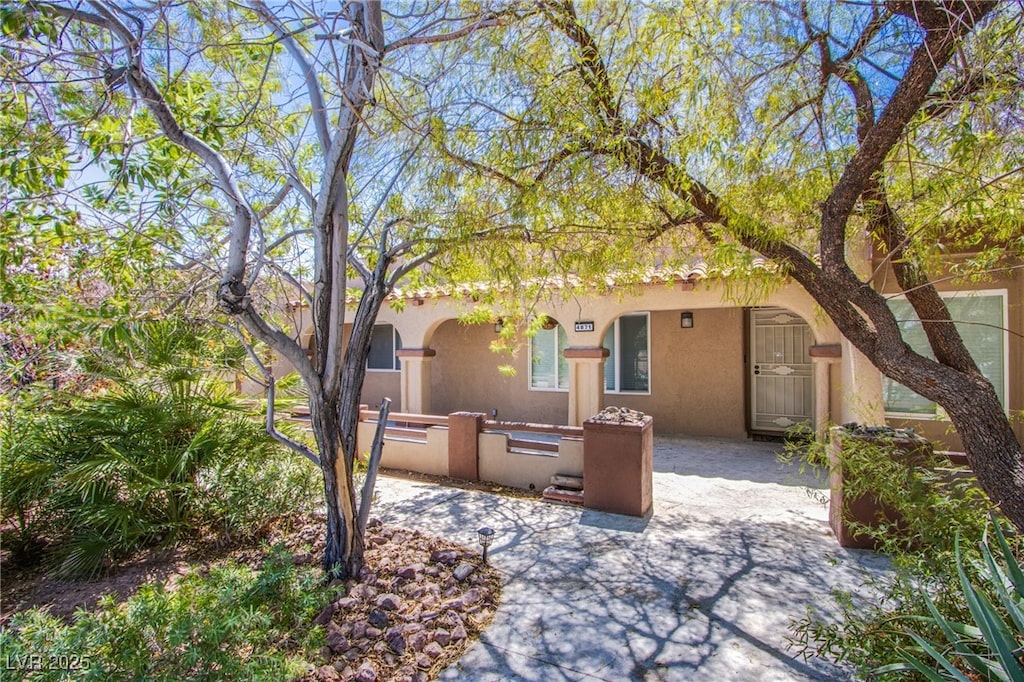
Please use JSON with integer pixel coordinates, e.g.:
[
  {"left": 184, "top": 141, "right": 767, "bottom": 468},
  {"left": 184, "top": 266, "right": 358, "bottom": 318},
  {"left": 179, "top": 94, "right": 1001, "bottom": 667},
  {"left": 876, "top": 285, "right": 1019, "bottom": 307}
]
[{"left": 751, "top": 308, "right": 813, "bottom": 433}]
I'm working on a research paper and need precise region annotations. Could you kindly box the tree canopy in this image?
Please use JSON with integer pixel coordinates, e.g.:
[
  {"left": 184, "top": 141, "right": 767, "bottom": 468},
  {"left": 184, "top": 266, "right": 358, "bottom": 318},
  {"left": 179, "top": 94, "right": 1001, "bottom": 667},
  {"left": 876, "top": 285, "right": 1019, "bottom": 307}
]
[{"left": 3, "top": 1, "right": 1023, "bottom": 549}]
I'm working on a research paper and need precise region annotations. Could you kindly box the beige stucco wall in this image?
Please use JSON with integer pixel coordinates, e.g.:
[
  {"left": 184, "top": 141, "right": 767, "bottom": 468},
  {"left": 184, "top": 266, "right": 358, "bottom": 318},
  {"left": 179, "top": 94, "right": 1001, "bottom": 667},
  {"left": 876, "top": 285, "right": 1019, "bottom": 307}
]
[
  {"left": 355, "top": 421, "right": 449, "bottom": 476},
  {"left": 428, "top": 318, "right": 570, "bottom": 424},
  {"left": 478, "top": 433, "right": 584, "bottom": 490},
  {"left": 601, "top": 308, "right": 747, "bottom": 437}
]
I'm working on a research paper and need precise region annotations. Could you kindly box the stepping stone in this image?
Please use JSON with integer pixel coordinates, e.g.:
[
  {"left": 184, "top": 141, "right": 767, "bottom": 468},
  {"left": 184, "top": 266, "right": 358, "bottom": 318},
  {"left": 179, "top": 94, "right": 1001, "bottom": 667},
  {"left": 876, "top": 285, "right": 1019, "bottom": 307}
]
[{"left": 542, "top": 485, "right": 584, "bottom": 505}]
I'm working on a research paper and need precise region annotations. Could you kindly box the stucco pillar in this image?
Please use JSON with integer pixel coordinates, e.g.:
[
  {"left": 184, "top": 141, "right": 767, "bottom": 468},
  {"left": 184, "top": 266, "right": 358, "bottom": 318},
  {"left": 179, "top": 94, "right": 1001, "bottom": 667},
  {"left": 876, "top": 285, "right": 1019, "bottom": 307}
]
[
  {"left": 809, "top": 344, "right": 842, "bottom": 439},
  {"left": 840, "top": 338, "right": 885, "bottom": 425},
  {"left": 564, "top": 347, "right": 610, "bottom": 426},
  {"left": 395, "top": 348, "right": 435, "bottom": 415},
  {"left": 448, "top": 411, "right": 483, "bottom": 481}
]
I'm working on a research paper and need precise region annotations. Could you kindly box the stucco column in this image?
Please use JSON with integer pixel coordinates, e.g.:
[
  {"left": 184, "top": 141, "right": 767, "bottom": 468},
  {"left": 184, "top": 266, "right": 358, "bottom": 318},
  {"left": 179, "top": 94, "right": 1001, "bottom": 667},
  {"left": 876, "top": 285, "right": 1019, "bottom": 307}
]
[
  {"left": 395, "top": 348, "right": 435, "bottom": 415},
  {"left": 840, "top": 338, "right": 885, "bottom": 425},
  {"left": 809, "top": 344, "right": 842, "bottom": 439},
  {"left": 564, "top": 347, "right": 610, "bottom": 426}
]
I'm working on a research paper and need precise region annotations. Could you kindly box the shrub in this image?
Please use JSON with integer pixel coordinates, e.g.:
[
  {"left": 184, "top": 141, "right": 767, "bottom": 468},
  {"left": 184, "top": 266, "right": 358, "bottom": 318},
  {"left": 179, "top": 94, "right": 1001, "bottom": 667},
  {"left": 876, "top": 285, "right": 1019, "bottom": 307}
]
[
  {"left": 784, "top": 431, "right": 1015, "bottom": 677},
  {"left": 0, "top": 319, "right": 318, "bottom": 578},
  {"left": 873, "top": 520, "right": 1024, "bottom": 681},
  {"left": 0, "top": 548, "right": 338, "bottom": 681}
]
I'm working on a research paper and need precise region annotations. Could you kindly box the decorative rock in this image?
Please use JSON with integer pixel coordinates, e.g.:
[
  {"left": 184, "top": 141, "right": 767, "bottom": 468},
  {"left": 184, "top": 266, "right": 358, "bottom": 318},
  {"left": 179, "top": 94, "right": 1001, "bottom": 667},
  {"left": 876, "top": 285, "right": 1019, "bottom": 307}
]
[
  {"left": 433, "top": 628, "right": 451, "bottom": 646},
  {"left": 332, "top": 661, "right": 347, "bottom": 673},
  {"left": 451, "top": 623, "right": 468, "bottom": 641},
  {"left": 334, "top": 597, "right": 359, "bottom": 611},
  {"left": 403, "top": 623, "right": 424, "bottom": 634},
  {"left": 355, "top": 662, "right": 378, "bottom": 682},
  {"left": 326, "top": 622, "right": 349, "bottom": 653},
  {"left": 397, "top": 563, "right": 424, "bottom": 580},
  {"left": 453, "top": 562, "right": 477, "bottom": 581},
  {"left": 414, "top": 653, "right": 432, "bottom": 669},
  {"left": 460, "top": 587, "right": 484, "bottom": 606},
  {"left": 388, "top": 634, "right": 407, "bottom": 655},
  {"left": 407, "top": 631, "right": 428, "bottom": 652},
  {"left": 368, "top": 608, "right": 389, "bottom": 628},
  {"left": 429, "top": 548, "right": 459, "bottom": 565},
  {"left": 375, "top": 593, "right": 403, "bottom": 611},
  {"left": 423, "top": 641, "right": 445, "bottom": 659},
  {"left": 351, "top": 621, "right": 366, "bottom": 640},
  {"left": 312, "top": 602, "right": 337, "bottom": 626},
  {"left": 315, "top": 664, "right": 340, "bottom": 681},
  {"left": 349, "top": 584, "right": 377, "bottom": 600},
  {"left": 365, "top": 626, "right": 383, "bottom": 638},
  {"left": 292, "top": 551, "right": 314, "bottom": 565}
]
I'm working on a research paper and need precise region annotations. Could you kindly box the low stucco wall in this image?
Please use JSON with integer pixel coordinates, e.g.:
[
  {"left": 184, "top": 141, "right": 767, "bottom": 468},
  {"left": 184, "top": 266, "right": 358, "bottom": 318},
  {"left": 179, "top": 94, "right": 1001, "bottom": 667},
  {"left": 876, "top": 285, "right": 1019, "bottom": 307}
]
[
  {"left": 356, "top": 421, "right": 449, "bottom": 477},
  {"left": 478, "top": 432, "right": 584, "bottom": 491}
]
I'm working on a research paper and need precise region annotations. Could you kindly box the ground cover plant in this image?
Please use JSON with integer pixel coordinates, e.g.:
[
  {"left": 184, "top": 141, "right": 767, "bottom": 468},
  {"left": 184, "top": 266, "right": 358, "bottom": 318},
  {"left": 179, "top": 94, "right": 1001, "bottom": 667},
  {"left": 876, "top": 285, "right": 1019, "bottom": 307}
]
[{"left": 1, "top": 520, "right": 501, "bottom": 682}]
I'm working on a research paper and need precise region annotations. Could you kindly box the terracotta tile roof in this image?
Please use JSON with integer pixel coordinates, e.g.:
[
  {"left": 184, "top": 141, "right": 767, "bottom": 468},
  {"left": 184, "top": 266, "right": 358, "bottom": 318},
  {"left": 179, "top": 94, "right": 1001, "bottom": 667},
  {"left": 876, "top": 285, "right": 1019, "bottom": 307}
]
[{"left": 370, "top": 259, "right": 773, "bottom": 303}]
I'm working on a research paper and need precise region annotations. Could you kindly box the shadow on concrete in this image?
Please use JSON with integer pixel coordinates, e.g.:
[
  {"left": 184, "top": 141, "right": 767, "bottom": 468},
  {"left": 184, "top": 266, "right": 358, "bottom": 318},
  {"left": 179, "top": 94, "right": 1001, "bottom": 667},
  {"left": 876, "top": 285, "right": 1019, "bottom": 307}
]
[{"left": 373, "top": 476, "right": 888, "bottom": 681}]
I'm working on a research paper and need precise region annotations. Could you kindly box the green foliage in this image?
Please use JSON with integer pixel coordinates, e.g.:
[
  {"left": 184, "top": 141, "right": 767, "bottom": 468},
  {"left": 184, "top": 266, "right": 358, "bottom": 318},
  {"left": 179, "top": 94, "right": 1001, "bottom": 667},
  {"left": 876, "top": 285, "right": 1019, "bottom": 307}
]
[
  {"left": 0, "top": 319, "right": 316, "bottom": 578},
  {"left": 784, "top": 434, "right": 1017, "bottom": 677},
  {"left": 872, "top": 522, "right": 1024, "bottom": 682},
  {"left": 0, "top": 548, "right": 336, "bottom": 681}
]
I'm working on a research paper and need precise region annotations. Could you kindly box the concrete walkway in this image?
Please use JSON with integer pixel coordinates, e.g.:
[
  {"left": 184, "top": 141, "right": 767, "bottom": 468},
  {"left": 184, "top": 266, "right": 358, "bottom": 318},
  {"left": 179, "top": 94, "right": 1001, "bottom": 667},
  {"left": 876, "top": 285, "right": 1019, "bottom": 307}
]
[{"left": 372, "top": 435, "right": 890, "bottom": 681}]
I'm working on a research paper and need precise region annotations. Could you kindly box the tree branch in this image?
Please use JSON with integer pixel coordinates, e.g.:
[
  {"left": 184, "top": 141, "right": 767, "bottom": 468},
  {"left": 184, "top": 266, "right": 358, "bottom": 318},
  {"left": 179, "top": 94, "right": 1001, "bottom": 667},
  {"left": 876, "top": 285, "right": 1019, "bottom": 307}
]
[
  {"left": 250, "top": 0, "right": 332, "bottom": 154},
  {"left": 820, "top": 1, "right": 997, "bottom": 268},
  {"left": 229, "top": 326, "right": 320, "bottom": 466}
]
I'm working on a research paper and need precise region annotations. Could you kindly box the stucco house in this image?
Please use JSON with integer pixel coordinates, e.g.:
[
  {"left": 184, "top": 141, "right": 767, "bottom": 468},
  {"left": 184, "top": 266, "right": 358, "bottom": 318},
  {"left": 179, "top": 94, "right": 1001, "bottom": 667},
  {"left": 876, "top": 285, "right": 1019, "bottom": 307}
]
[{"left": 274, "top": 247, "right": 1022, "bottom": 454}]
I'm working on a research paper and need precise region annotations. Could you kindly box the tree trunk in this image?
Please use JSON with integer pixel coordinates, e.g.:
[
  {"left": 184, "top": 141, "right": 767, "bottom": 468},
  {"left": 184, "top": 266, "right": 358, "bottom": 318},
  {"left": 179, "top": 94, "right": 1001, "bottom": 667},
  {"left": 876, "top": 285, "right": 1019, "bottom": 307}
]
[
  {"left": 309, "top": 391, "right": 362, "bottom": 580},
  {"left": 944, "top": 389, "right": 1024, "bottom": 531}
]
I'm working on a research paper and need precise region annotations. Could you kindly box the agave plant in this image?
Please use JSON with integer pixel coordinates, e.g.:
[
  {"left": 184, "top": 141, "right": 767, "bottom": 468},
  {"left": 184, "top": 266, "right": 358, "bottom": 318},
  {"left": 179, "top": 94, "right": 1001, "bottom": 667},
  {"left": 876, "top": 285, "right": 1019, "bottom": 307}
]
[{"left": 874, "top": 519, "right": 1024, "bottom": 681}]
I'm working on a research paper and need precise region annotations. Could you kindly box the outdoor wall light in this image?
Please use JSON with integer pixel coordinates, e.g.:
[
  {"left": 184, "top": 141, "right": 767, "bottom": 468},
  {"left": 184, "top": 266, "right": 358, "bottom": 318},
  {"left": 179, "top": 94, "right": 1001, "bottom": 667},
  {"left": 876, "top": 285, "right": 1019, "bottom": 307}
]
[
  {"left": 680, "top": 311, "right": 694, "bottom": 328},
  {"left": 477, "top": 526, "right": 495, "bottom": 564}
]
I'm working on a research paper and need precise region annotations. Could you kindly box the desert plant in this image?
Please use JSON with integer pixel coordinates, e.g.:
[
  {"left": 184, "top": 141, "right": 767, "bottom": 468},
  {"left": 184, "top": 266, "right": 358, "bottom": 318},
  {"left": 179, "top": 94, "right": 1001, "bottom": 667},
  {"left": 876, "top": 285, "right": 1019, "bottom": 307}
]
[
  {"left": 0, "top": 318, "right": 317, "bottom": 578},
  {"left": 785, "top": 433, "right": 1007, "bottom": 675},
  {"left": 873, "top": 520, "right": 1024, "bottom": 681}
]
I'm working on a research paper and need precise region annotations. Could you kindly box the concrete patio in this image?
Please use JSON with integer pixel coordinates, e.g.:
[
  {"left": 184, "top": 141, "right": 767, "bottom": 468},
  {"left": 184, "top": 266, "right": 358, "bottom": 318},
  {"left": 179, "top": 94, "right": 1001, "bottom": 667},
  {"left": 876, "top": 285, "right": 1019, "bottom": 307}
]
[{"left": 371, "top": 435, "right": 891, "bottom": 681}]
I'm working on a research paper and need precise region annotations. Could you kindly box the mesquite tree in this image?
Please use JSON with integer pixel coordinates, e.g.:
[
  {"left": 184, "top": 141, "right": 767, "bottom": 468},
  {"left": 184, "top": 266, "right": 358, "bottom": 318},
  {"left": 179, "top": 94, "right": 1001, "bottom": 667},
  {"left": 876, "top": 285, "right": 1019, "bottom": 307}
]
[
  {"left": 431, "top": 1, "right": 1024, "bottom": 527},
  {"left": 5, "top": 0, "right": 505, "bottom": 578}
]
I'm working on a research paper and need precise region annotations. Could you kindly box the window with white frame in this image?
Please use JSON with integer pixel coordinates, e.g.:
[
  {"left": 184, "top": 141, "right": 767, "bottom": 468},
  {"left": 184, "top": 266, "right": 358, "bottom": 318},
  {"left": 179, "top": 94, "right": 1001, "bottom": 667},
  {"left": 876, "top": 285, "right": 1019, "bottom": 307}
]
[
  {"left": 367, "top": 324, "right": 402, "bottom": 371},
  {"left": 604, "top": 313, "right": 650, "bottom": 393},
  {"left": 883, "top": 290, "right": 1007, "bottom": 417},
  {"left": 529, "top": 323, "right": 569, "bottom": 390}
]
